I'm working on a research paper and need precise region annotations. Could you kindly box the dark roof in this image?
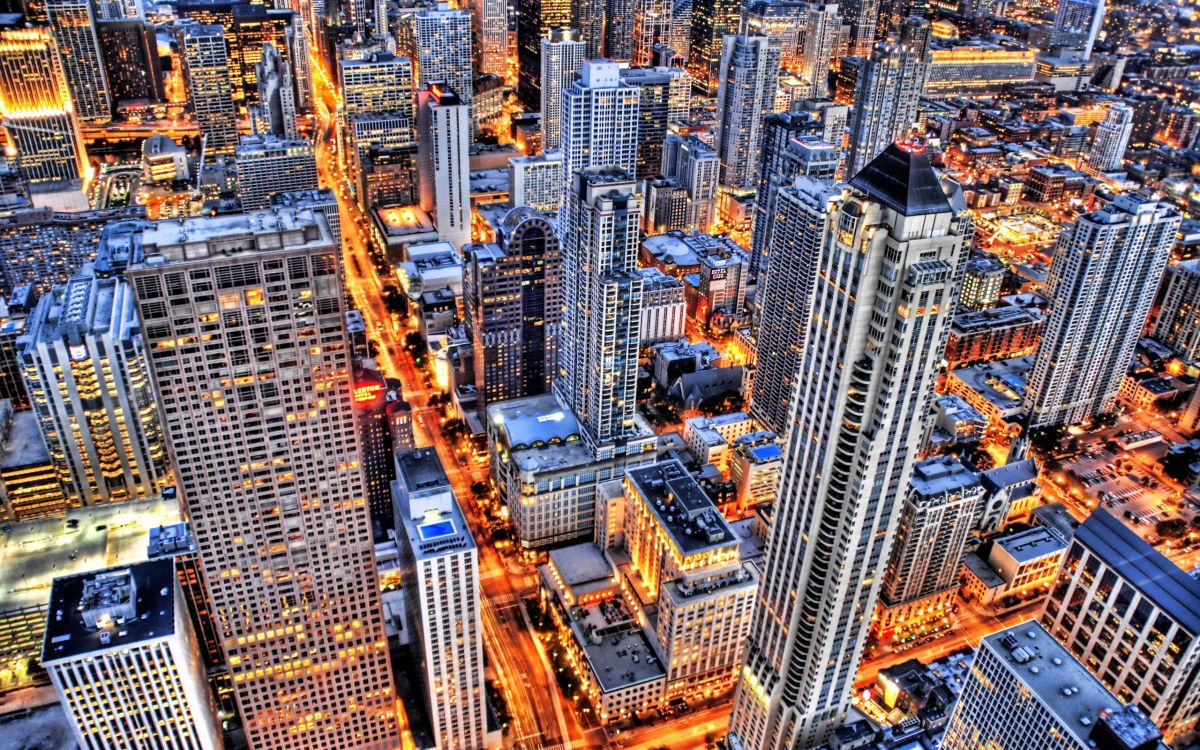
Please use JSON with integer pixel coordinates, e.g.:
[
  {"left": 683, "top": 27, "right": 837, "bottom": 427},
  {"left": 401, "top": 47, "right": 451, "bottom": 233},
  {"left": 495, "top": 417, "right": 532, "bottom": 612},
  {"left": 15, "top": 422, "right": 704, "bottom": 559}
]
[
  {"left": 1076, "top": 509, "right": 1200, "bottom": 634},
  {"left": 849, "top": 143, "right": 953, "bottom": 217}
]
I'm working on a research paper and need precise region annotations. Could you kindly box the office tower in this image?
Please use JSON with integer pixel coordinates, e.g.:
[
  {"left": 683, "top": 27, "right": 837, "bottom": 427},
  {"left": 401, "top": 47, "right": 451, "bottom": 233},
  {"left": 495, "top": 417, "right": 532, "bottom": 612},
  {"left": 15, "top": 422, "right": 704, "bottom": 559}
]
[
  {"left": 464, "top": 209, "right": 561, "bottom": 408},
  {"left": 1027, "top": 194, "right": 1179, "bottom": 428},
  {"left": 556, "top": 168, "right": 644, "bottom": 448},
  {"left": 744, "top": 0, "right": 839, "bottom": 99},
  {"left": 472, "top": 0, "right": 507, "bottom": 75},
  {"left": 128, "top": 209, "right": 400, "bottom": 749},
  {"left": 227, "top": 5, "right": 302, "bottom": 111},
  {"left": 688, "top": 0, "right": 742, "bottom": 95},
  {"left": 353, "top": 367, "right": 395, "bottom": 536},
  {"left": 945, "top": 624, "right": 1168, "bottom": 750},
  {"left": 1154, "top": 259, "right": 1200, "bottom": 360},
  {"left": 621, "top": 66, "right": 691, "bottom": 181},
  {"left": 1041, "top": 510, "right": 1200, "bottom": 744},
  {"left": 510, "top": 151, "right": 563, "bottom": 213},
  {"left": 338, "top": 52, "right": 415, "bottom": 166},
  {"left": 604, "top": 0, "right": 633, "bottom": 60},
  {"left": 874, "top": 456, "right": 985, "bottom": 643},
  {"left": 417, "top": 85, "right": 472, "bottom": 250},
  {"left": 841, "top": 0, "right": 880, "bottom": 57},
  {"left": 844, "top": 39, "right": 927, "bottom": 179},
  {"left": 661, "top": 133, "right": 720, "bottom": 231},
  {"left": 729, "top": 145, "right": 969, "bottom": 750},
  {"left": 571, "top": 0, "right": 604, "bottom": 57},
  {"left": 713, "top": 35, "right": 782, "bottom": 191},
  {"left": 748, "top": 177, "right": 838, "bottom": 436},
  {"left": 632, "top": 0, "right": 671, "bottom": 65},
  {"left": 181, "top": 24, "right": 239, "bottom": 156},
  {"left": 235, "top": 135, "right": 318, "bottom": 210},
  {"left": 959, "top": 254, "right": 1006, "bottom": 310},
  {"left": 256, "top": 43, "right": 297, "bottom": 139},
  {"left": 147, "top": 522, "right": 225, "bottom": 671},
  {"left": 0, "top": 399, "right": 65, "bottom": 521},
  {"left": 559, "top": 61, "right": 640, "bottom": 187},
  {"left": 800, "top": 3, "right": 839, "bottom": 98},
  {"left": 0, "top": 292, "right": 32, "bottom": 410},
  {"left": 1053, "top": 0, "right": 1104, "bottom": 59},
  {"left": 1083, "top": 102, "right": 1133, "bottom": 176},
  {"left": 407, "top": 4, "right": 473, "bottom": 105},
  {"left": 392, "top": 448, "right": 486, "bottom": 750},
  {"left": 0, "top": 25, "right": 86, "bottom": 187},
  {"left": 19, "top": 273, "right": 166, "bottom": 506},
  {"left": 93, "top": 0, "right": 143, "bottom": 19},
  {"left": 45, "top": 0, "right": 112, "bottom": 122},
  {"left": 97, "top": 21, "right": 164, "bottom": 104},
  {"left": 43, "top": 560, "right": 222, "bottom": 750},
  {"left": 516, "top": 0, "right": 572, "bottom": 107},
  {"left": 539, "top": 29, "right": 586, "bottom": 151}
]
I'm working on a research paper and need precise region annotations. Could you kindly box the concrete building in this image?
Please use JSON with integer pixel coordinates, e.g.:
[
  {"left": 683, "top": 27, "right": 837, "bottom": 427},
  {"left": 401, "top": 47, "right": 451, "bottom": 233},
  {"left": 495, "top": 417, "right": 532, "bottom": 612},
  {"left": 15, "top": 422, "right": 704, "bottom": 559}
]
[
  {"left": 417, "top": 85, "right": 472, "bottom": 250},
  {"left": 128, "top": 210, "right": 400, "bottom": 749},
  {"left": 45, "top": 0, "right": 111, "bottom": 122},
  {"left": 19, "top": 273, "right": 166, "bottom": 507},
  {"left": 1153, "top": 259, "right": 1200, "bottom": 361},
  {"left": 945, "top": 304, "right": 1045, "bottom": 368},
  {"left": 0, "top": 400, "right": 66, "bottom": 521},
  {"left": 686, "top": 0, "right": 741, "bottom": 95},
  {"left": 713, "top": 35, "right": 782, "bottom": 191},
  {"left": 845, "top": 36, "right": 928, "bottom": 180},
  {"left": 181, "top": 23, "right": 239, "bottom": 156},
  {"left": 514, "top": 0, "right": 571, "bottom": 107},
  {"left": 405, "top": 3, "right": 473, "bottom": 105},
  {"left": 942, "top": 622, "right": 1168, "bottom": 750},
  {"left": 1084, "top": 103, "right": 1133, "bottom": 176},
  {"left": 729, "top": 145, "right": 970, "bottom": 750},
  {"left": 254, "top": 42, "right": 297, "bottom": 139},
  {"left": 393, "top": 448, "right": 487, "bottom": 750},
  {"left": 961, "top": 526, "right": 1068, "bottom": 610},
  {"left": 509, "top": 151, "right": 563, "bottom": 213},
  {"left": 960, "top": 255, "right": 1006, "bottom": 310},
  {"left": 661, "top": 134, "right": 720, "bottom": 232},
  {"left": 539, "top": 29, "right": 585, "bottom": 151},
  {"left": 235, "top": 135, "right": 318, "bottom": 210},
  {"left": 683, "top": 412, "right": 758, "bottom": 472},
  {"left": 620, "top": 66, "right": 691, "bottom": 181},
  {"left": 1041, "top": 510, "right": 1200, "bottom": 745},
  {"left": 924, "top": 38, "right": 1038, "bottom": 99},
  {"left": 1027, "top": 195, "right": 1179, "bottom": 427},
  {"left": 1052, "top": 0, "right": 1105, "bottom": 59},
  {"left": 638, "top": 267, "right": 686, "bottom": 345},
  {"left": 729, "top": 431, "right": 782, "bottom": 508},
  {"left": 42, "top": 560, "right": 221, "bottom": 750}
]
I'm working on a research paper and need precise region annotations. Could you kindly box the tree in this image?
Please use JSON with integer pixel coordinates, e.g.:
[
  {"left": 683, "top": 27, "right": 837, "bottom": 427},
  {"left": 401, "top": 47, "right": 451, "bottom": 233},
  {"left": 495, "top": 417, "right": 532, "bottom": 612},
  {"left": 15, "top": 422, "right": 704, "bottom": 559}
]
[{"left": 1157, "top": 518, "right": 1189, "bottom": 539}]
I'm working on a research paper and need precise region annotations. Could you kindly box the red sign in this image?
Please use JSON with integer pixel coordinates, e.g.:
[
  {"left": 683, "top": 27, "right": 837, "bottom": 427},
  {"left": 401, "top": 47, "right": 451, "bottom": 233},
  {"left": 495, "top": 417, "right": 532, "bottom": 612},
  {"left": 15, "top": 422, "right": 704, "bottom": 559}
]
[{"left": 354, "top": 383, "right": 384, "bottom": 403}]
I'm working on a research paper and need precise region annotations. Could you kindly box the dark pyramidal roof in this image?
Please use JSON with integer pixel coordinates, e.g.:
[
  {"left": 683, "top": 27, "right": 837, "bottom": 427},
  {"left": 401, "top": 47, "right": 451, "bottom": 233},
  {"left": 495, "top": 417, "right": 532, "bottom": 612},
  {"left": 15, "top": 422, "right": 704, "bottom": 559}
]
[{"left": 849, "top": 143, "right": 953, "bottom": 217}]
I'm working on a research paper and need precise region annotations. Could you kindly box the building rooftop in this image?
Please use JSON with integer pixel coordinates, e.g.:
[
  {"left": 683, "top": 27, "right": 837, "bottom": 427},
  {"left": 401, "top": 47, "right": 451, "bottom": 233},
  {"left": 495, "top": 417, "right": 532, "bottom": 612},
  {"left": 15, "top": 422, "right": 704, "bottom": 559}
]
[
  {"left": 376, "top": 204, "right": 436, "bottom": 236},
  {"left": 981, "top": 458, "right": 1039, "bottom": 500},
  {"left": 548, "top": 543, "right": 615, "bottom": 588},
  {"left": 138, "top": 207, "right": 333, "bottom": 262},
  {"left": 396, "top": 448, "right": 451, "bottom": 495},
  {"left": 0, "top": 407, "right": 50, "bottom": 469},
  {"left": 910, "top": 456, "right": 982, "bottom": 500},
  {"left": 949, "top": 356, "right": 1034, "bottom": 419},
  {"left": 626, "top": 460, "right": 736, "bottom": 555},
  {"left": 849, "top": 143, "right": 953, "bottom": 217},
  {"left": 1031, "top": 503, "right": 1081, "bottom": 545},
  {"left": 995, "top": 526, "right": 1066, "bottom": 564},
  {"left": 42, "top": 558, "right": 177, "bottom": 664},
  {"left": 951, "top": 305, "right": 1044, "bottom": 336},
  {"left": 572, "top": 594, "right": 666, "bottom": 693},
  {"left": 489, "top": 394, "right": 582, "bottom": 451},
  {"left": 1076, "top": 509, "right": 1200, "bottom": 634},
  {"left": 146, "top": 522, "right": 195, "bottom": 559}
]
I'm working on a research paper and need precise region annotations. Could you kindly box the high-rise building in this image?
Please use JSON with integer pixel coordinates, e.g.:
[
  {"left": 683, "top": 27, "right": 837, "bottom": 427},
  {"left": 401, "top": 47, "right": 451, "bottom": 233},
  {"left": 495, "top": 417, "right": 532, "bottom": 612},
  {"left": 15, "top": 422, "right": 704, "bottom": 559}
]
[
  {"left": 337, "top": 51, "right": 415, "bottom": 168},
  {"left": 1083, "top": 102, "right": 1133, "bottom": 176},
  {"left": 631, "top": 0, "right": 672, "bottom": 66},
  {"left": 604, "top": 0, "right": 633, "bottom": 61},
  {"left": 0, "top": 290, "right": 33, "bottom": 410},
  {"left": 713, "top": 35, "right": 782, "bottom": 191},
  {"left": 97, "top": 20, "right": 164, "bottom": 105},
  {"left": 1052, "top": 0, "right": 1105, "bottom": 59},
  {"left": 621, "top": 66, "right": 691, "bottom": 181},
  {"left": 943, "top": 622, "right": 1169, "bottom": 750},
  {"left": 463, "top": 208, "right": 561, "bottom": 408},
  {"left": 472, "top": 0, "right": 507, "bottom": 75},
  {"left": 0, "top": 24, "right": 86, "bottom": 188},
  {"left": 1026, "top": 194, "right": 1179, "bottom": 428},
  {"left": 539, "top": 29, "right": 586, "bottom": 152},
  {"left": 19, "top": 272, "right": 167, "bottom": 507},
  {"left": 42, "top": 560, "right": 222, "bottom": 750},
  {"left": 572, "top": 0, "right": 605, "bottom": 58},
  {"left": 729, "top": 145, "right": 969, "bottom": 750},
  {"left": 417, "top": 85, "right": 472, "bottom": 250},
  {"left": 128, "top": 209, "right": 400, "bottom": 749},
  {"left": 255, "top": 42, "right": 297, "bottom": 139},
  {"left": 406, "top": 3, "right": 473, "bottom": 105},
  {"left": 559, "top": 61, "right": 641, "bottom": 186},
  {"left": 556, "top": 167, "right": 645, "bottom": 448},
  {"left": 687, "top": 0, "right": 742, "bottom": 95},
  {"left": 799, "top": 3, "right": 840, "bottom": 99},
  {"left": 661, "top": 133, "right": 720, "bottom": 231},
  {"left": 748, "top": 176, "right": 838, "bottom": 437},
  {"left": 392, "top": 448, "right": 486, "bottom": 750},
  {"left": 1041, "top": 510, "right": 1200, "bottom": 745},
  {"left": 841, "top": 0, "right": 880, "bottom": 57},
  {"left": 510, "top": 150, "right": 564, "bottom": 213},
  {"left": 45, "top": 0, "right": 112, "bottom": 122},
  {"left": 516, "top": 0, "right": 572, "bottom": 107},
  {"left": 1154, "top": 259, "right": 1200, "bottom": 361},
  {"left": 844, "top": 38, "right": 927, "bottom": 179},
  {"left": 959, "top": 254, "right": 1006, "bottom": 310},
  {"left": 874, "top": 456, "right": 986, "bottom": 644},
  {"left": 181, "top": 23, "right": 239, "bottom": 156},
  {"left": 235, "top": 135, "right": 318, "bottom": 210},
  {"left": 744, "top": 0, "right": 839, "bottom": 98}
]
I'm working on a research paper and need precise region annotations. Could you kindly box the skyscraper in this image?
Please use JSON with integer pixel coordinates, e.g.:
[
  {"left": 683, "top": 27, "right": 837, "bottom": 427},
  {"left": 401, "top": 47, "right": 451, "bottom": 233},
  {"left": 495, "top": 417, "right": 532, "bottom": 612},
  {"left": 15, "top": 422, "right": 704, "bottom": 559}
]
[
  {"left": 1153, "top": 259, "right": 1200, "bottom": 361},
  {"left": 620, "top": 66, "right": 691, "bottom": 181},
  {"left": 1052, "top": 0, "right": 1105, "bottom": 59},
  {"left": 687, "top": 0, "right": 742, "bottom": 95},
  {"left": 418, "top": 85, "right": 472, "bottom": 250},
  {"left": 713, "top": 35, "right": 782, "bottom": 191},
  {"left": 45, "top": 0, "right": 112, "bottom": 122},
  {"left": 572, "top": 0, "right": 605, "bottom": 58},
  {"left": 729, "top": 145, "right": 969, "bottom": 750},
  {"left": 539, "top": 29, "right": 586, "bottom": 151},
  {"left": 661, "top": 133, "right": 720, "bottom": 231},
  {"left": 97, "top": 20, "right": 164, "bottom": 105},
  {"left": 19, "top": 272, "right": 167, "bottom": 507},
  {"left": 0, "top": 23, "right": 86, "bottom": 187},
  {"left": 800, "top": 3, "right": 840, "bottom": 98},
  {"left": 841, "top": 0, "right": 880, "bottom": 57},
  {"left": 748, "top": 176, "right": 839, "bottom": 437},
  {"left": 631, "top": 0, "right": 672, "bottom": 66},
  {"left": 472, "top": 0, "right": 508, "bottom": 75},
  {"left": 559, "top": 60, "right": 641, "bottom": 189},
  {"left": 464, "top": 208, "right": 561, "bottom": 408},
  {"left": 235, "top": 134, "right": 318, "bottom": 210},
  {"left": 844, "top": 37, "right": 927, "bottom": 179},
  {"left": 1083, "top": 102, "right": 1133, "bottom": 176},
  {"left": 181, "top": 23, "right": 239, "bottom": 156},
  {"left": 515, "top": 0, "right": 571, "bottom": 107},
  {"left": 128, "top": 209, "right": 400, "bottom": 749},
  {"left": 743, "top": 0, "right": 839, "bottom": 98},
  {"left": 393, "top": 448, "right": 486, "bottom": 750},
  {"left": 255, "top": 42, "right": 297, "bottom": 139},
  {"left": 1026, "top": 194, "right": 1179, "bottom": 428},
  {"left": 337, "top": 51, "right": 415, "bottom": 167},
  {"left": 406, "top": 3, "right": 473, "bottom": 105}
]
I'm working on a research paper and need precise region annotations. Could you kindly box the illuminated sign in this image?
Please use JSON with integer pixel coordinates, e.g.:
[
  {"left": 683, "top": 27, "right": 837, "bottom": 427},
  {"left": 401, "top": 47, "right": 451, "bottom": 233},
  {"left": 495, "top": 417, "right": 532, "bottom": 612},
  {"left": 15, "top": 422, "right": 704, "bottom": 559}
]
[{"left": 354, "top": 383, "right": 384, "bottom": 403}]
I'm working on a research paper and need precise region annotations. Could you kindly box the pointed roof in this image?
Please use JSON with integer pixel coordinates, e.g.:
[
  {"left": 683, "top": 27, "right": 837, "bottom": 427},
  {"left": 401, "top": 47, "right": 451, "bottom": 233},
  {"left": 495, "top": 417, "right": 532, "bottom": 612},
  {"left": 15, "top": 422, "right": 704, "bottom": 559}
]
[{"left": 848, "top": 143, "right": 953, "bottom": 217}]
